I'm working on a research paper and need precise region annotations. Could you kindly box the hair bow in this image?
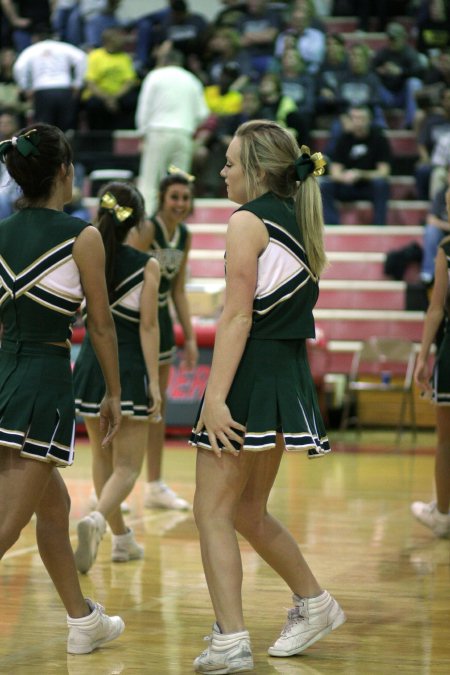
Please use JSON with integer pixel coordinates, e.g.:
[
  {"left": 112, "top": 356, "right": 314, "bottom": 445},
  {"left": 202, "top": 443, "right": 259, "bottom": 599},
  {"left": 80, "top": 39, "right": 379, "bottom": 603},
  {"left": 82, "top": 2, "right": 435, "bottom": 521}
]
[
  {"left": 0, "top": 129, "right": 41, "bottom": 163},
  {"left": 294, "top": 145, "right": 326, "bottom": 181},
  {"left": 167, "top": 165, "right": 195, "bottom": 183},
  {"left": 100, "top": 192, "right": 134, "bottom": 223}
]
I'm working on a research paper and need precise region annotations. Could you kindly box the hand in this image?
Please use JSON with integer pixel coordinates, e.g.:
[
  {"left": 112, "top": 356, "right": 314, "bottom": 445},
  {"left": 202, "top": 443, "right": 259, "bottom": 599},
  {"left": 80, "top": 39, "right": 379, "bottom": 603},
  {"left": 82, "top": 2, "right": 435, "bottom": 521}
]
[
  {"left": 180, "top": 338, "right": 198, "bottom": 371},
  {"left": 195, "top": 399, "right": 246, "bottom": 458},
  {"left": 414, "top": 357, "right": 431, "bottom": 394},
  {"left": 148, "top": 381, "right": 162, "bottom": 423},
  {"left": 99, "top": 395, "right": 121, "bottom": 446}
]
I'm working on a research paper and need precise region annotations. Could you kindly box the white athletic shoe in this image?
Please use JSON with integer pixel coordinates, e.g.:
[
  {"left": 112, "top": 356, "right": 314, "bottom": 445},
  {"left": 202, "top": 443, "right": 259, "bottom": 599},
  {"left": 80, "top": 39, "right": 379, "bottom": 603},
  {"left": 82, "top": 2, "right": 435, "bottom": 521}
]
[
  {"left": 67, "top": 598, "right": 124, "bottom": 654},
  {"left": 194, "top": 623, "right": 253, "bottom": 673},
  {"left": 268, "top": 591, "right": 346, "bottom": 657},
  {"left": 411, "top": 501, "right": 450, "bottom": 538},
  {"left": 111, "top": 528, "right": 144, "bottom": 563},
  {"left": 74, "top": 511, "right": 106, "bottom": 574},
  {"left": 144, "top": 480, "right": 190, "bottom": 510}
]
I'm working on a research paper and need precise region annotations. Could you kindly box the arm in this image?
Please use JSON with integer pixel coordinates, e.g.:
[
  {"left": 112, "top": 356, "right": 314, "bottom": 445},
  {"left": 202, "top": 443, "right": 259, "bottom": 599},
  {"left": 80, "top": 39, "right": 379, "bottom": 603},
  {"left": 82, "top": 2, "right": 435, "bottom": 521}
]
[
  {"left": 1, "top": 0, "right": 30, "bottom": 27},
  {"left": 196, "top": 210, "right": 268, "bottom": 456},
  {"left": 139, "top": 257, "right": 161, "bottom": 419},
  {"left": 73, "top": 226, "right": 121, "bottom": 444},
  {"left": 354, "top": 160, "right": 391, "bottom": 181},
  {"left": 171, "top": 231, "right": 198, "bottom": 370}
]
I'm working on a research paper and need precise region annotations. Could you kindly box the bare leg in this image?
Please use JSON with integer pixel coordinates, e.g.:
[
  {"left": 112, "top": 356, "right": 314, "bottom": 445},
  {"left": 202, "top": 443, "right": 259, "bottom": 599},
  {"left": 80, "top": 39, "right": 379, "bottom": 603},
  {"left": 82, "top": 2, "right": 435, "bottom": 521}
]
[
  {"left": 35, "top": 469, "right": 90, "bottom": 617},
  {"left": 435, "top": 407, "right": 450, "bottom": 514},
  {"left": 235, "top": 435, "right": 322, "bottom": 598},
  {"left": 0, "top": 447, "right": 88, "bottom": 618},
  {"left": 146, "top": 363, "right": 170, "bottom": 482},
  {"left": 85, "top": 417, "right": 147, "bottom": 534},
  {"left": 194, "top": 448, "right": 257, "bottom": 634}
]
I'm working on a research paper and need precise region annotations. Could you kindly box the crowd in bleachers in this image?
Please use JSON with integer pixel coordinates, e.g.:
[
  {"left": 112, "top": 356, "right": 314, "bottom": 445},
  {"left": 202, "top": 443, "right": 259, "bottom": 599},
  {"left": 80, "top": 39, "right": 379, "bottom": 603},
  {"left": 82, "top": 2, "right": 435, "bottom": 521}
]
[{"left": 1, "top": 0, "right": 450, "bottom": 215}]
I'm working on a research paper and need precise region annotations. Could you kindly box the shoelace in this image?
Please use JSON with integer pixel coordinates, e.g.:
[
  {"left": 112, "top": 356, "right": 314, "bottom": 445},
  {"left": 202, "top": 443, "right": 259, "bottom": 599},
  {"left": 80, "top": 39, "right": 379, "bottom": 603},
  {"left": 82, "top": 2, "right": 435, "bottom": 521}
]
[{"left": 280, "top": 604, "right": 310, "bottom": 637}]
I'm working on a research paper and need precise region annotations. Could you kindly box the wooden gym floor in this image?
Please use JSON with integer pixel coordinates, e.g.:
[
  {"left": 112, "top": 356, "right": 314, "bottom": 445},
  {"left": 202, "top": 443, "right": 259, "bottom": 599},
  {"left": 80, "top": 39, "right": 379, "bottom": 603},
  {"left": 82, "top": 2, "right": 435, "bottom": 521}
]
[{"left": 1, "top": 430, "right": 449, "bottom": 675}]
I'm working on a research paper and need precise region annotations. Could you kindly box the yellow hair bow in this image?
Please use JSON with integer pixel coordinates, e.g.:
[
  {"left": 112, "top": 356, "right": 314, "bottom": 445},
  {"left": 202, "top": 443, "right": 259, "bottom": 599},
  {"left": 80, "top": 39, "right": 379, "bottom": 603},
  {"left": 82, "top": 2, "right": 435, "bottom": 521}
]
[
  {"left": 100, "top": 191, "right": 133, "bottom": 223},
  {"left": 294, "top": 146, "right": 327, "bottom": 181},
  {"left": 167, "top": 165, "right": 195, "bottom": 183}
]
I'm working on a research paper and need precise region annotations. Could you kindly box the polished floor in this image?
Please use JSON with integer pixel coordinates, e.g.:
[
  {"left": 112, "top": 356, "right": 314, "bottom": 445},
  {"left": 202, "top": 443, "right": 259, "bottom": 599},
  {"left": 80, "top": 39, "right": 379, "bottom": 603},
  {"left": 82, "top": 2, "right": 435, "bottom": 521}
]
[{"left": 1, "top": 431, "right": 449, "bottom": 675}]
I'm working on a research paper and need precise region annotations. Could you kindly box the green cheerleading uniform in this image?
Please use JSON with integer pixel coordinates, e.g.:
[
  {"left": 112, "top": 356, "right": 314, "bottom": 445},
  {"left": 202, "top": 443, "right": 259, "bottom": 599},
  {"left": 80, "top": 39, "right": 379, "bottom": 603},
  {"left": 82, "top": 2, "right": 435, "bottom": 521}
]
[
  {"left": 74, "top": 244, "right": 152, "bottom": 419},
  {"left": 0, "top": 208, "right": 88, "bottom": 466},
  {"left": 149, "top": 216, "right": 188, "bottom": 364},
  {"left": 432, "top": 238, "right": 450, "bottom": 405},
  {"left": 190, "top": 191, "right": 330, "bottom": 458}
]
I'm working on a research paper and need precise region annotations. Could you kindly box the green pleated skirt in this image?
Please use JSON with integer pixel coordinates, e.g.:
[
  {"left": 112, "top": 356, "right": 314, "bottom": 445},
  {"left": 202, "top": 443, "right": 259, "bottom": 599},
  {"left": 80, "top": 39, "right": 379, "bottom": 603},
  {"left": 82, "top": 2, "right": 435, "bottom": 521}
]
[
  {"left": 432, "top": 331, "right": 450, "bottom": 405},
  {"left": 73, "top": 336, "right": 150, "bottom": 419},
  {"left": 158, "top": 304, "right": 177, "bottom": 365},
  {"left": 0, "top": 340, "right": 75, "bottom": 466},
  {"left": 190, "top": 337, "right": 330, "bottom": 458}
]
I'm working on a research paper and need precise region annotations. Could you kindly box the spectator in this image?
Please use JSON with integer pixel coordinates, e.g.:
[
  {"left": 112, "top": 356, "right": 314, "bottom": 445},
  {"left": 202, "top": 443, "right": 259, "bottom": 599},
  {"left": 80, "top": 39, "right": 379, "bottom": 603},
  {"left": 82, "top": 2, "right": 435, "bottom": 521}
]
[
  {"left": 82, "top": 27, "right": 140, "bottom": 131},
  {"left": 135, "top": 46, "right": 209, "bottom": 213},
  {"left": 353, "top": 0, "right": 389, "bottom": 33},
  {"left": 52, "top": 0, "right": 77, "bottom": 43},
  {"left": 0, "top": 110, "right": 21, "bottom": 219},
  {"left": 372, "top": 21, "right": 426, "bottom": 129},
  {"left": 415, "top": 0, "right": 450, "bottom": 58},
  {"left": 0, "top": 0, "right": 51, "bottom": 52},
  {"left": 320, "top": 105, "right": 392, "bottom": 226},
  {"left": 316, "top": 32, "right": 348, "bottom": 116},
  {"left": 194, "top": 26, "right": 251, "bottom": 87},
  {"left": 273, "top": 47, "right": 316, "bottom": 144},
  {"left": 12, "top": 29, "right": 86, "bottom": 131},
  {"left": 134, "top": 0, "right": 209, "bottom": 75},
  {"left": 258, "top": 71, "right": 308, "bottom": 142},
  {"left": 274, "top": 1, "right": 326, "bottom": 75},
  {"left": 415, "top": 86, "right": 450, "bottom": 199},
  {"left": 425, "top": 128, "right": 450, "bottom": 201},
  {"left": 66, "top": 0, "right": 122, "bottom": 50},
  {"left": 213, "top": 0, "right": 247, "bottom": 30},
  {"left": 236, "top": 0, "right": 283, "bottom": 79},
  {"left": 420, "top": 167, "right": 450, "bottom": 285},
  {"left": 0, "top": 47, "right": 30, "bottom": 124}
]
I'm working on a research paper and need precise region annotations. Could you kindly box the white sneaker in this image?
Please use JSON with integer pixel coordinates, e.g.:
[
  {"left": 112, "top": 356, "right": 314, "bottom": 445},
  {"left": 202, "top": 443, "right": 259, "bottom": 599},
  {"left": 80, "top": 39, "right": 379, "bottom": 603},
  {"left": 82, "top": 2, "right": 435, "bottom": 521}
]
[
  {"left": 67, "top": 598, "right": 125, "bottom": 654},
  {"left": 411, "top": 501, "right": 450, "bottom": 538},
  {"left": 144, "top": 481, "right": 190, "bottom": 510},
  {"left": 194, "top": 623, "right": 253, "bottom": 673},
  {"left": 111, "top": 528, "right": 144, "bottom": 563},
  {"left": 268, "top": 591, "right": 346, "bottom": 657},
  {"left": 74, "top": 511, "right": 106, "bottom": 574},
  {"left": 88, "top": 489, "right": 130, "bottom": 514}
]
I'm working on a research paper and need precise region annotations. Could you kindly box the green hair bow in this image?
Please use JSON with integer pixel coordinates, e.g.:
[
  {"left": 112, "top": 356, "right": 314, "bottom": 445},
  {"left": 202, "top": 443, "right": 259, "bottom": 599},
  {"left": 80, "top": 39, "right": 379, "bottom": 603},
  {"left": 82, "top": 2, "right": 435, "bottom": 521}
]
[
  {"left": 0, "top": 129, "right": 41, "bottom": 163},
  {"left": 294, "top": 145, "right": 326, "bottom": 182}
]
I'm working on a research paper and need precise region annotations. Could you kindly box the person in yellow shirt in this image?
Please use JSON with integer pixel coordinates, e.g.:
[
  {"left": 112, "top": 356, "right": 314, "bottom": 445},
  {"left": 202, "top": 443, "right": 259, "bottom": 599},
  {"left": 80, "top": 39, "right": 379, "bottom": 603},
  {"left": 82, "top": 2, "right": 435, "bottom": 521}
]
[{"left": 83, "top": 27, "right": 140, "bottom": 130}]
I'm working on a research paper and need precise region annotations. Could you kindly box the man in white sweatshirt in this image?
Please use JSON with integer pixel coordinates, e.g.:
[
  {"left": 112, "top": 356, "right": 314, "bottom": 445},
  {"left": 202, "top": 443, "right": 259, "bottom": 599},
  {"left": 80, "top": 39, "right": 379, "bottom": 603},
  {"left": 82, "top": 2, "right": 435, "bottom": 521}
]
[
  {"left": 13, "top": 31, "right": 87, "bottom": 131},
  {"left": 135, "top": 45, "right": 209, "bottom": 213}
]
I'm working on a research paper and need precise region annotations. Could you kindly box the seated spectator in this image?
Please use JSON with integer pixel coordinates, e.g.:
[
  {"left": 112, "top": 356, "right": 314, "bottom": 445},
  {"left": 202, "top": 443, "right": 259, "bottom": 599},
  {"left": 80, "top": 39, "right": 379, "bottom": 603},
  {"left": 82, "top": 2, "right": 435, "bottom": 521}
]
[
  {"left": 0, "top": 0, "right": 51, "bottom": 52},
  {"left": 66, "top": 0, "right": 122, "bottom": 50},
  {"left": 0, "top": 109, "right": 21, "bottom": 218},
  {"left": 236, "top": 0, "right": 283, "bottom": 79},
  {"left": 415, "top": 0, "right": 450, "bottom": 59},
  {"left": 258, "top": 71, "right": 308, "bottom": 142},
  {"left": 82, "top": 27, "right": 140, "bottom": 130},
  {"left": 320, "top": 105, "right": 392, "bottom": 226},
  {"left": 415, "top": 86, "right": 450, "bottom": 199},
  {"left": 372, "top": 21, "right": 426, "bottom": 129},
  {"left": 417, "top": 47, "right": 450, "bottom": 113},
  {"left": 12, "top": 28, "right": 86, "bottom": 131},
  {"left": 0, "top": 46, "right": 30, "bottom": 124},
  {"left": 352, "top": 0, "right": 389, "bottom": 33},
  {"left": 420, "top": 166, "right": 450, "bottom": 285},
  {"left": 272, "top": 47, "right": 316, "bottom": 144},
  {"left": 316, "top": 32, "right": 348, "bottom": 116},
  {"left": 428, "top": 130, "right": 450, "bottom": 199},
  {"left": 134, "top": 0, "right": 209, "bottom": 75},
  {"left": 193, "top": 26, "right": 251, "bottom": 87},
  {"left": 274, "top": 1, "right": 325, "bottom": 75},
  {"left": 213, "top": 0, "right": 247, "bottom": 30}
]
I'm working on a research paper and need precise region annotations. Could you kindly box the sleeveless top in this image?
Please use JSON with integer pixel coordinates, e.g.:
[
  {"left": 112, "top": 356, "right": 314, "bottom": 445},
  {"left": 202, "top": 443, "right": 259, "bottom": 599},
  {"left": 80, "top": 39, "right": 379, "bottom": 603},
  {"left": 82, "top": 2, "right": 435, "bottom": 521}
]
[
  {"left": 0, "top": 208, "right": 87, "bottom": 343},
  {"left": 81, "top": 244, "right": 150, "bottom": 344},
  {"left": 237, "top": 191, "right": 319, "bottom": 340},
  {"left": 149, "top": 216, "right": 188, "bottom": 309}
]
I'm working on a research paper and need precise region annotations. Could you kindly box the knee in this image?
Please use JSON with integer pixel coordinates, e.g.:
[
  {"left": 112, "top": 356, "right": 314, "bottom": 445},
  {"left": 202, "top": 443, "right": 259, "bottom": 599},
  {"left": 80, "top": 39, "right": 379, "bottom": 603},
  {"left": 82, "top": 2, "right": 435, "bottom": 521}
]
[
  {"left": 234, "top": 504, "right": 266, "bottom": 540},
  {"left": 0, "top": 519, "right": 26, "bottom": 558}
]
